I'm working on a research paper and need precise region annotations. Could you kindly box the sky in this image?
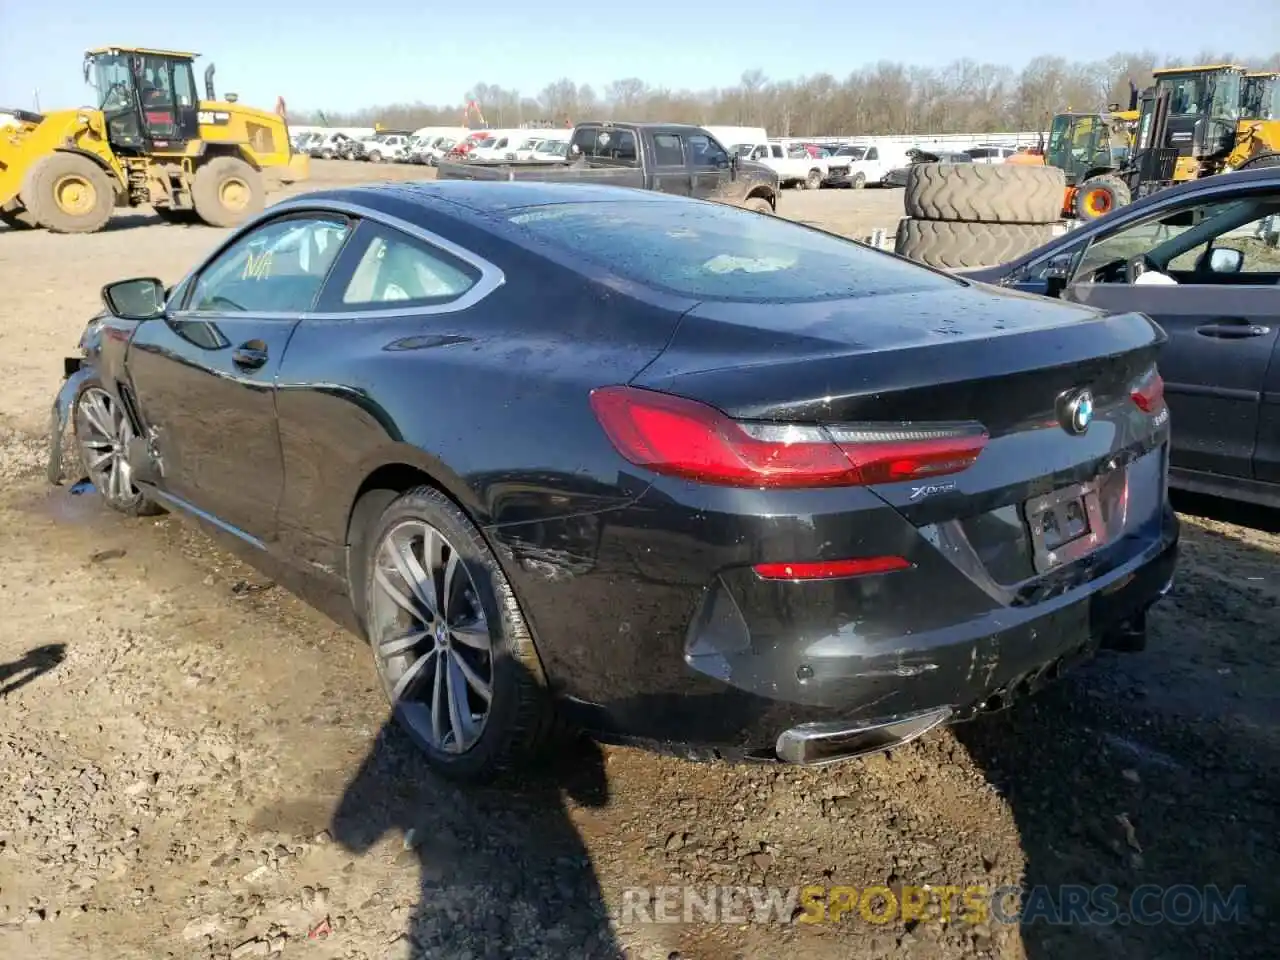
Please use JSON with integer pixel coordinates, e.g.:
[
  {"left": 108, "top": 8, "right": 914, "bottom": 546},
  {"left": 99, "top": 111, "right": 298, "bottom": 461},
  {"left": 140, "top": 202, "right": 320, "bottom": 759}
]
[{"left": 1, "top": 0, "right": 1277, "bottom": 114}]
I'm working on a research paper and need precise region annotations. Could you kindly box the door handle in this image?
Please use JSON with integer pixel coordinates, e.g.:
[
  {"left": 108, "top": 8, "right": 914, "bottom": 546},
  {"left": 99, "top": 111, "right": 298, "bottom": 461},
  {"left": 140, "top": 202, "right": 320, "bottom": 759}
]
[
  {"left": 1195, "top": 318, "right": 1270, "bottom": 339},
  {"left": 232, "top": 342, "right": 268, "bottom": 369}
]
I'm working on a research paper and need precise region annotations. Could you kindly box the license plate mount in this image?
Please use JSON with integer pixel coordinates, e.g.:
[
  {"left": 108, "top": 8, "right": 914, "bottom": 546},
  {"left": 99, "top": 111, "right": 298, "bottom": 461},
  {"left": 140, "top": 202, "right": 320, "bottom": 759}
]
[{"left": 1025, "top": 479, "right": 1107, "bottom": 574}]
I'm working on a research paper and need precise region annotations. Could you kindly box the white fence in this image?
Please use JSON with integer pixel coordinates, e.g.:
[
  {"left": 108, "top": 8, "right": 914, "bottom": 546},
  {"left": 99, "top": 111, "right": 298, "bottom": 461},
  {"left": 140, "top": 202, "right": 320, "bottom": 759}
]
[{"left": 795, "top": 131, "right": 1047, "bottom": 151}]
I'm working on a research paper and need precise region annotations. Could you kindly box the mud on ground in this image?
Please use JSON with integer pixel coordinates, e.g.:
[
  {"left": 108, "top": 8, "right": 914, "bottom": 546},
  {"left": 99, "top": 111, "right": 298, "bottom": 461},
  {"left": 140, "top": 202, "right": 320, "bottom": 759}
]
[{"left": 1, "top": 163, "right": 1277, "bottom": 960}]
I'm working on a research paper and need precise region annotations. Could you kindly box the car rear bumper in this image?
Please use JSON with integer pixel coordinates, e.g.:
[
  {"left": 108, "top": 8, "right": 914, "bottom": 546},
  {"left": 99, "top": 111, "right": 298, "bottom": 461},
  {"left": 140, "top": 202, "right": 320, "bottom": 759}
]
[
  {"left": 556, "top": 512, "right": 1176, "bottom": 759},
  {"left": 489, "top": 442, "right": 1179, "bottom": 759}
]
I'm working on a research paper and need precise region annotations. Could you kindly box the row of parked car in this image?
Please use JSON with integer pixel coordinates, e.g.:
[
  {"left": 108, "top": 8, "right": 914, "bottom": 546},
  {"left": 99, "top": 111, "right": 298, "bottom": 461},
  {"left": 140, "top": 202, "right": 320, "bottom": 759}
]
[
  {"left": 731, "top": 139, "right": 1025, "bottom": 190},
  {"left": 291, "top": 127, "right": 574, "bottom": 167}
]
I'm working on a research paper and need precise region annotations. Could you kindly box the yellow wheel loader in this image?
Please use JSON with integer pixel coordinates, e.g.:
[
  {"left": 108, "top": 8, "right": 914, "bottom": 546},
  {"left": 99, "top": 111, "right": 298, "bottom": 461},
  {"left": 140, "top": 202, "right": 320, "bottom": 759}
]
[
  {"left": 0, "top": 46, "right": 309, "bottom": 233},
  {"left": 1128, "top": 64, "right": 1280, "bottom": 197}
]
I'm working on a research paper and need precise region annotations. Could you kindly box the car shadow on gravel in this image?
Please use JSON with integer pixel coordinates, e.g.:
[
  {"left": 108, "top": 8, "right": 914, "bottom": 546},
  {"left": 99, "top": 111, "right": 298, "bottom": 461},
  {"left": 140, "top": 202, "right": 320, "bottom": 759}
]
[
  {"left": 953, "top": 513, "right": 1280, "bottom": 960},
  {"left": 329, "top": 713, "right": 620, "bottom": 959},
  {"left": 0, "top": 643, "right": 66, "bottom": 698}
]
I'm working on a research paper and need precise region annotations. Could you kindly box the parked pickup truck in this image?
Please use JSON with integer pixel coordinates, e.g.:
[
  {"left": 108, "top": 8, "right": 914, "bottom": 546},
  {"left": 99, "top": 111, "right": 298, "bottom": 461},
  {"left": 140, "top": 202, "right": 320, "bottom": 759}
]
[
  {"left": 732, "top": 141, "right": 832, "bottom": 191},
  {"left": 437, "top": 121, "right": 780, "bottom": 213}
]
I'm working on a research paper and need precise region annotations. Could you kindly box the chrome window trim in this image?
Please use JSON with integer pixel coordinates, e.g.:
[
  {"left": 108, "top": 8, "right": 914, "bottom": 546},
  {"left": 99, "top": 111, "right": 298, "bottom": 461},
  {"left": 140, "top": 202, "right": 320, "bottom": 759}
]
[{"left": 165, "top": 195, "right": 506, "bottom": 322}]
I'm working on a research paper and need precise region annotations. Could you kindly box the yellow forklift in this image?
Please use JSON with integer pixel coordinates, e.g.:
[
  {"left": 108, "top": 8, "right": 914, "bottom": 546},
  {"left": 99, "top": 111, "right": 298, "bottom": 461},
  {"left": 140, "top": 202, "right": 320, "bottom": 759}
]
[{"left": 1, "top": 46, "right": 308, "bottom": 233}]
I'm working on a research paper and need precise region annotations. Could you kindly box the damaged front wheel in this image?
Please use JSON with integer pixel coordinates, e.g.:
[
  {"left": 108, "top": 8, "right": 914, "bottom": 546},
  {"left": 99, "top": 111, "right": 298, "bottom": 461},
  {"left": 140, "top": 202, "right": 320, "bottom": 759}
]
[{"left": 73, "top": 386, "right": 162, "bottom": 516}]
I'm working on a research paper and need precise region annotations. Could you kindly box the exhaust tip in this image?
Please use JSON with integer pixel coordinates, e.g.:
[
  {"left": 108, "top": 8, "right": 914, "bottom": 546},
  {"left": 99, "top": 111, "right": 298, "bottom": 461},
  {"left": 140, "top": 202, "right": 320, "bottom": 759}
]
[{"left": 775, "top": 707, "right": 952, "bottom": 766}]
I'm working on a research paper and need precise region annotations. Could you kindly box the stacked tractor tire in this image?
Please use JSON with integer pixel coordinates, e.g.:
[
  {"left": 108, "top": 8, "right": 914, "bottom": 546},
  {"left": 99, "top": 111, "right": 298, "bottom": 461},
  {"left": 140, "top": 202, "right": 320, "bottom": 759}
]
[{"left": 894, "top": 163, "right": 1067, "bottom": 270}]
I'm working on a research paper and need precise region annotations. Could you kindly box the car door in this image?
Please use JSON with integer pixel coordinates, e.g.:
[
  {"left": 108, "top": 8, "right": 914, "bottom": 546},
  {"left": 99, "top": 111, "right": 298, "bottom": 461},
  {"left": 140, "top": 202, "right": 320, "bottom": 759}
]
[
  {"left": 650, "top": 132, "right": 692, "bottom": 196},
  {"left": 271, "top": 216, "right": 497, "bottom": 578},
  {"left": 685, "top": 132, "right": 734, "bottom": 197},
  {"left": 126, "top": 211, "right": 355, "bottom": 543},
  {"left": 1061, "top": 189, "right": 1280, "bottom": 481},
  {"left": 863, "top": 146, "right": 881, "bottom": 180}
]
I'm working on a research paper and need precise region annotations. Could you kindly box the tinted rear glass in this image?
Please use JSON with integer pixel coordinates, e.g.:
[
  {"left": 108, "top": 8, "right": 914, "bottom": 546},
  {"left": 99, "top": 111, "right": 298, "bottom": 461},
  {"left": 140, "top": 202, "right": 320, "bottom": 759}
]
[{"left": 505, "top": 200, "right": 955, "bottom": 301}]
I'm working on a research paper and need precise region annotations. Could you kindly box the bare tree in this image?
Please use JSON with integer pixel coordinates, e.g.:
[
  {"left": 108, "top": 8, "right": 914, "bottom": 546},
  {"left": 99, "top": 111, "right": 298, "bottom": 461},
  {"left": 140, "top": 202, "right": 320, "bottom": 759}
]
[{"left": 292, "top": 50, "right": 1280, "bottom": 135}]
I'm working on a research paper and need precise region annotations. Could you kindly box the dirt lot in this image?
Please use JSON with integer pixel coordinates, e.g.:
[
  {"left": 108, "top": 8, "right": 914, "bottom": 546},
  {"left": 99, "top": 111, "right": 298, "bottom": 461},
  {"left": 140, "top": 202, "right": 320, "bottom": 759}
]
[{"left": 1, "top": 162, "right": 1277, "bottom": 960}]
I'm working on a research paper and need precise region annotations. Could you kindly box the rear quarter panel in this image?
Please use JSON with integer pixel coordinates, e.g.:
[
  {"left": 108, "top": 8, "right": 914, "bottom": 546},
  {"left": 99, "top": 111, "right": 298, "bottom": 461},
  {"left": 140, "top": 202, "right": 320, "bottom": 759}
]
[{"left": 271, "top": 221, "right": 696, "bottom": 582}]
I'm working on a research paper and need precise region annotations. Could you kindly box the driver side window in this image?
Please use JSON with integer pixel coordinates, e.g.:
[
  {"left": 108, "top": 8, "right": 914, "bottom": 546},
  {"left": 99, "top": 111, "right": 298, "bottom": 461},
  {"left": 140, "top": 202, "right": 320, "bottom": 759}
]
[
  {"left": 187, "top": 215, "right": 352, "bottom": 314},
  {"left": 687, "top": 134, "right": 729, "bottom": 168},
  {"left": 1071, "top": 197, "right": 1261, "bottom": 281}
]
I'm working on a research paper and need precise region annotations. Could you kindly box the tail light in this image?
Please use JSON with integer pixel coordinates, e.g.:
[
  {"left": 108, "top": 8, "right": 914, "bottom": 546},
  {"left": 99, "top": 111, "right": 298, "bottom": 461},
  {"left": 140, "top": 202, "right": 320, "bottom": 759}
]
[
  {"left": 754, "top": 557, "right": 911, "bottom": 580},
  {"left": 589, "top": 385, "right": 987, "bottom": 489},
  {"left": 1130, "top": 368, "right": 1165, "bottom": 413}
]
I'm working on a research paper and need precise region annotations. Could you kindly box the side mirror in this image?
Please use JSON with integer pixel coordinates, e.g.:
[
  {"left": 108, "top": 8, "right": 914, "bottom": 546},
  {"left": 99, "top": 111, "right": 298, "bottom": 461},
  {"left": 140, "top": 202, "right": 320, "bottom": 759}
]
[
  {"left": 1208, "top": 247, "right": 1244, "bottom": 273},
  {"left": 102, "top": 277, "right": 165, "bottom": 321}
]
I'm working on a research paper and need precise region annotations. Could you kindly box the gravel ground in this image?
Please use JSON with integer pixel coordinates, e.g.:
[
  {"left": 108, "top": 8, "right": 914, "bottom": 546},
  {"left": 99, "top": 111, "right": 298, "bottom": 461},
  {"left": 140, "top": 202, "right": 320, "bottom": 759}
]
[{"left": 1, "top": 162, "right": 1277, "bottom": 960}]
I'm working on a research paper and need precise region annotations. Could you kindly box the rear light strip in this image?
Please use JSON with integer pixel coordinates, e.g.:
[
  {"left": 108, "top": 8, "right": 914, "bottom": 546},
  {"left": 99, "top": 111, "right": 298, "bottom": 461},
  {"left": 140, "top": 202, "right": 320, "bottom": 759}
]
[
  {"left": 1130, "top": 367, "right": 1165, "bottom": 413},
  {"left": 589, "top": 385, "right": 988, "bottom": 489},
  {"left": 754, "top": 557, "right": 912, "bottom": 580}
]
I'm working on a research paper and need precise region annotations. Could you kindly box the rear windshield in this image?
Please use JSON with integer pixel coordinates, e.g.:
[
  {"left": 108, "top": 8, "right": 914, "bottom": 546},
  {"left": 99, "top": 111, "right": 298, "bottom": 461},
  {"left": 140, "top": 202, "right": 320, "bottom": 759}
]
[{"left": 505, "top": 200, "right": 956, "bottom": 302}]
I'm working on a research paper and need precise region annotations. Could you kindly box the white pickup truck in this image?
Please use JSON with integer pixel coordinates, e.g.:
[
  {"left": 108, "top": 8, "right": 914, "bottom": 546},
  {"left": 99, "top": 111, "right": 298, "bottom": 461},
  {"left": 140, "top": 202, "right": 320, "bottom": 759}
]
[
  {"left": 359, "top": 133, "right": 412, "bottom": 163},
  {"left": 821, "top": 144, "right": 902, "bottom": 188},
  {"left": 731, "top": 141, "right": 832, "bottom": 190}
]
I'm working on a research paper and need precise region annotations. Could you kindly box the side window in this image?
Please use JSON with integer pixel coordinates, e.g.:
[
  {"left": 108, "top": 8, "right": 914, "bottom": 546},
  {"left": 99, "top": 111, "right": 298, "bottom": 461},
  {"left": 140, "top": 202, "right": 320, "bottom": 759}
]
[
  {"left": 1072, "top": 195, "right": 1278, "bottom": 280},
  {"left": 569, "top": 127, "right": 638, "bottom": 165},
  {"left": 652, "top": 134, "right": 684, "bottom": 166},
  {"left": 172, "top": 63, "right": 195, "bottom": 108},
  {"left": 331, "top": 222, "right": 480, "bottom": 310},
  {"left": 865, "top": 147, "right": 879, "bottom": 161},
  {"left": 771, "top": 145, "right": 784, "bottom": 158},
  {"left": 687, "top": 134, "right": 729, "bottom": 168},
  {"left": 187, "top": 215, "right": 351, "bottom": 314}
]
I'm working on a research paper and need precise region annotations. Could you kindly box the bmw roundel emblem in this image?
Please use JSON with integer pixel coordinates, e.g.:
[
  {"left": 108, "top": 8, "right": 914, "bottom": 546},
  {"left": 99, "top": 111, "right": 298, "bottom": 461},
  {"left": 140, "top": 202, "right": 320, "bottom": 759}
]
[{"left": 1064, "top": 389, "right": 1094, "bottom": 435}]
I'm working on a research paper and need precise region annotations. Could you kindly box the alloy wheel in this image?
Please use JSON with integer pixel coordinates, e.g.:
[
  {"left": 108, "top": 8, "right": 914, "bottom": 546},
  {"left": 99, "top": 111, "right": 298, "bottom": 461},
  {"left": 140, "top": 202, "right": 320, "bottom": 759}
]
[
  {"left": 75, "top": 387, "right": 141, "bottom": 505},
  {"left": 369, "top": 520, "right": 494, "bottom": 754}
]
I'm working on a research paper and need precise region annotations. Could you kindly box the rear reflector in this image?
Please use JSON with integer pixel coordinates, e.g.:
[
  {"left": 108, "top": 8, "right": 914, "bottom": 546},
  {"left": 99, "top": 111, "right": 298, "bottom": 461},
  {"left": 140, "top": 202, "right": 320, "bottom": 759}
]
[
  {"left": 589, "top": 385, "right": 987, "bottom": 488},
  {"left": 1130, "top": 368, "right": 1165, "bottom": 413},
  {"left": 754, "top": 556, "right": 912, "bottom": 580}
]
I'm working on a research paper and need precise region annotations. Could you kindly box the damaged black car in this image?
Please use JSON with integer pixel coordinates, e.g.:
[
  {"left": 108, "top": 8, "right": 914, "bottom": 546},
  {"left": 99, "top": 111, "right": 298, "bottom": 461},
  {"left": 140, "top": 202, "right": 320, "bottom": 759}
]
[{"left": 49, "top": 180, "right": 1178, "bottom": 782}]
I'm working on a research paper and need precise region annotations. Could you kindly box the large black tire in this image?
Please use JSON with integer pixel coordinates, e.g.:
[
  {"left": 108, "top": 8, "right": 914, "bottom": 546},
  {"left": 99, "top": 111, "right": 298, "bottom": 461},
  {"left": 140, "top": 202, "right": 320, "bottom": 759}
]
[
  {"left": 894, "top": 218, "right": 1056, "bottom": 269},
  {"left": 191, "top": 156, "right": 265, "bottom": 228},
  {"left": 850, "top": 172, "right": 866, "bottom": 189},
  {"left": 904, "top": 163, "right": 1065, "bottom": 224},
  {"left": 744, "top": 196, "right": 774, "bottom": 214},
  {"left": 1236, "top": 151, "right": 1280, "bottom": 170},
  {"left": 24, "top": 153, "right": 116, "bottom": 234},
  {"left": 359, "top": 486, "right": 556, "bottom": 783},
  {"left": 805, "top": 168, "right": 823, "bottom": 190},
  {"left": 1072, "top": 174, "right": 1131, "bottom": 221}
]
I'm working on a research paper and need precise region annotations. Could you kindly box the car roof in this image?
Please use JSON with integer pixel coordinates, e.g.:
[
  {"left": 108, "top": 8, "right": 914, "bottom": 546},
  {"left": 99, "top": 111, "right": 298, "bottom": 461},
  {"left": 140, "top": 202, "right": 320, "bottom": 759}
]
[{"left": 273, "top": 179, "right": 693, "bottom": 220}]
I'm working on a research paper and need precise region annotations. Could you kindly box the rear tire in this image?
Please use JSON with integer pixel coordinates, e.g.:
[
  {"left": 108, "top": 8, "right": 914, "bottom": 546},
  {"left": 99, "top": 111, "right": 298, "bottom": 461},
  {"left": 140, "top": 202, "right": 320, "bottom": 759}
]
[
  {"left": 25, "top": 153, "right": 116, "bottom": 234},
  {"left": 360, "top": 486, "right": 555, "bottom": 783},
  {"left": 894, "top": 218, "right": 1055, "bottom": 269},
  {"left": 745, "top": 196, "right": 774, "bottom": 214},
  {"left": 191, "top": 156, "right": 265, "bottom": 228},
  {"left": 1072, "top": 174, "right": 1131, "bottom": 221},
  {"left": 851, "top": 172, "right": 866, "bottom": 189},
  {"left": 369, "top": 151, "right": 383, "bottom": 163},
  {"left": 806, "top": 168, "right": 823, "bottom": 190}
]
